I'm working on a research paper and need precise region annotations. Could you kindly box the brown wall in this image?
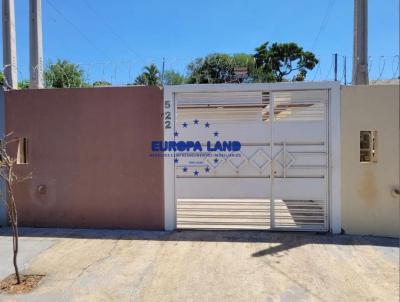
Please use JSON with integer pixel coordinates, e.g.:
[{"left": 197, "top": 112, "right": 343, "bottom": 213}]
[{"left": 5, "top": 86, "right": 164, "bottom": 229}]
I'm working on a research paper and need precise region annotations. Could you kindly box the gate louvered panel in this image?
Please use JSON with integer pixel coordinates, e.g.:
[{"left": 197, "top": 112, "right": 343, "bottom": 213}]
[
  {"left": 177, "top": 199, "right": 270, "bottom": 230},
  {"left": 175, "top": 91, "right": 263, "bottom": 106},
  {"left": 273, "top": 200, "right": 326, "bottom": 231}
]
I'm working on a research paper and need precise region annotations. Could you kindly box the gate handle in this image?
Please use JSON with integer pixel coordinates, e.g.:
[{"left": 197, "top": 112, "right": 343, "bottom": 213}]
[{"left": 392, "top": 187, "right": 400, "bottom": 197}]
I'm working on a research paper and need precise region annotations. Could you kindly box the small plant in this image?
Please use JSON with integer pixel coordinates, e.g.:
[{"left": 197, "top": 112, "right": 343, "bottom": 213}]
[{"left": 0, "top": 133, "right": 31, "bottom": 284}]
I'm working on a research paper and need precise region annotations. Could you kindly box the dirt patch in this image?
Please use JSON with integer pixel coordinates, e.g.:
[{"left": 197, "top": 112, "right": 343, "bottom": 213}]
[{"left": 0, "top": 274, "right": 45, "bottom": 294}]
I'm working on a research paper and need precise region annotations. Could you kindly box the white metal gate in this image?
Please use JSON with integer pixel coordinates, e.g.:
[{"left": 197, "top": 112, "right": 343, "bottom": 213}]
[{"left": 163, "top": 83, "right": 341, "bottom": 233}]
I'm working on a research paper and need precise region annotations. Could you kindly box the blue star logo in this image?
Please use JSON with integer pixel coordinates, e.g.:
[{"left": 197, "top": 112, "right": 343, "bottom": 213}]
[
  {"left": 205, "top": 122, "right": 210, "bottom": 128},
  {"left": 213, "top": 158, "right": 218, "bottom": 163},
  {"left": 182, "top": 122, "right": 188, "bottom": 128},
  {"left": 193, "top": 170, "right": 199, "bottom": 176},
  {"left": 193, "top": 119, "right": 199, "bottom": 125},
  {"left": 174, "top": 131, "right": 179, "bottom": 137},
  {"left": 174, "top": 158, "right": 179, "bottom": 163},
  {"left": 182, "top": 167, "right": 188, "bottom": 172},
  {"left": 214, "top": 131, "right": 219, "bottom": 137},
  {"left": 205, "top": 166, "right": 210, "bottom": 173}
]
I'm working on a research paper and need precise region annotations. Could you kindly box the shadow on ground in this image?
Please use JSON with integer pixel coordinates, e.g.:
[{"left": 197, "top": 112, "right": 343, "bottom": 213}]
[{"left": 0, "top": 227, "right": 398, "bottom": 257}]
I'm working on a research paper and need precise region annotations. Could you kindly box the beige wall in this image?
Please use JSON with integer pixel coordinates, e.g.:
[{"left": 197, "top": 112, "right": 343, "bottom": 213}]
[{"left": 341, "top": 84, "right": 399, "bottom": 237}]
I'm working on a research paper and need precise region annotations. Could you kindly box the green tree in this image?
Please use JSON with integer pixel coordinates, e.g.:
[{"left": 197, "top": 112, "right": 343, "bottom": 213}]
[
  {"left": 186, "top": 53, "right": 259, "bottom": 84},
  {"left": 231, "top": 53, "right": 259, "bottom": 83},
  {"left": 185, "top": 43, "right": 317, "bottom": 84},
  {"left": 253, "top": 42, "right": 318, "bottom": 82},
  {"left": 92, "top": 80, "right": 111, "bottom": 87},
  {"left": 134, "top": 64, "right": 160, "bottom": 86},
  {"left": 163, "top": 70, "right": 185, "bottom": 85},
  {"left": 186, "top": 57, "right": 206, "bottom": 84},
  {"left": 1, "top": 75, "right": 31, "bottom": 89},
  {"left": 18, "top": 80, "right": 30, "bottom": 89},
  {"left": 186, "top": 53, "right": 235, "bottom": 84},
  {"left": 44, "top": 59, "right": 86, "bottom": 88}
]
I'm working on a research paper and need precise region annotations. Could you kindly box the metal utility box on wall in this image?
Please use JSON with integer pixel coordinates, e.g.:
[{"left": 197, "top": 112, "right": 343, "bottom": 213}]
[{"left": 360, "top": 130, "right": 378, "bottom": 163}]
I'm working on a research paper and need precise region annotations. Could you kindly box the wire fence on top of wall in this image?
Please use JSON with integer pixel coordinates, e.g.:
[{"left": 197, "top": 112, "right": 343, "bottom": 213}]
[{"left": 2, "top": 54, "right": 399, "bottom": 89}]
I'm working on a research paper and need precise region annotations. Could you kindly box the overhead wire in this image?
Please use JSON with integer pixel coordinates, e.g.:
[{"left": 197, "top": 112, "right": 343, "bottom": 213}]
[
  {"left": 46, "top": 0, "right": 112, "bottom": 60},
  {"left": 82, "top": 0, "right": 147, "bottom": 65},
  {"left": 311, "top": 0, "right": 336, "bottom": 51}
]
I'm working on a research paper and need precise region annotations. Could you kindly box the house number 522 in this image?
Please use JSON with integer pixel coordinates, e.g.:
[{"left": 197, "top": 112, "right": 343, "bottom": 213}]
[{"left": 164, "top": 100, "right": 172, "bottom": 129}]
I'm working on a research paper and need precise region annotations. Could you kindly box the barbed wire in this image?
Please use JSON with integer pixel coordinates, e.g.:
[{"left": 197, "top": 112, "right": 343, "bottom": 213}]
[{"left": 2, "top": 55, "right": 399, "bottom": 88}]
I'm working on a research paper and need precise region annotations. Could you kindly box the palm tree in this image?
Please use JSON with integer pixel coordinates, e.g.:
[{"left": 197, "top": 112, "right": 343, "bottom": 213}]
[{"left": 134, "top": 64, "right": 160, "bottom": 86}]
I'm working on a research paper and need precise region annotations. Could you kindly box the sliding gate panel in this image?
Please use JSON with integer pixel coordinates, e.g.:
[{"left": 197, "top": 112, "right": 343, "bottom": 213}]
[
  {"left": 175, "top": 91, "right": 271, "bottom": 230},
  {"left": 174, "top": 89, "right": 329, "bottom": 231},
  {"left": 270, "top": 90, "right": 329, "bottom": 231}
]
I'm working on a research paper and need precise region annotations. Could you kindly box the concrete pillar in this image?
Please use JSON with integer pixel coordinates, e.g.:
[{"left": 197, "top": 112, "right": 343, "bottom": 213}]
[
  {"left": 2, "top": 0, "right": 18, "bottom": 89},
  {"left": 352, "top": 0, "right": 369, "bottom": 85},
  {"left": 29, "top": 0, "right": 44, "bottom": 88}
]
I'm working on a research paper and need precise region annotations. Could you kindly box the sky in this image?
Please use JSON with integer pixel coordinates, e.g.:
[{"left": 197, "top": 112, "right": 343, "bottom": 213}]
[{"left": 2, "top": 0, "right": 399, "bottom": 84}]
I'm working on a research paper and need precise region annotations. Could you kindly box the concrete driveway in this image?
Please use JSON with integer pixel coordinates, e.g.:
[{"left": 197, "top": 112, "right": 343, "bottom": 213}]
[{"left": 0, "top": 228, "right": 398, "bottom": 302}]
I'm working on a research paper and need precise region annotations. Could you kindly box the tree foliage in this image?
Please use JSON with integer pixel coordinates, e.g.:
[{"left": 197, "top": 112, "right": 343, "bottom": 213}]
[
  {"left": 187, "top": 54, "right": 230, "bottom": 84},
  {"left": 186, "top": 53, "right": 254, "bottom": 84},
  {"left": 254, "top": 42, "right": 318, "bottom": 82},
  {"left": 0, "top": 74, "right": 31, "bottom": 89},
  {"left": 18, "top": 80, "right": 30, "bottom": 89},
  {"left": 92, "top": 81, "right": 111, "bottom": 87},
  {"left": 134, "top": 64, "right": 160, "bottom": 86},
  {"left": 163, "top": 70, "right": 185, "bottom": 85},
  {"left": 44, "top": 59, "right": 86, "bottom": 88},
  {"left": 186, "top": 42, "right": 318, "bottom": 83},
  {"left": 32, "top": 42, "right": 318, "bottom": 88}
]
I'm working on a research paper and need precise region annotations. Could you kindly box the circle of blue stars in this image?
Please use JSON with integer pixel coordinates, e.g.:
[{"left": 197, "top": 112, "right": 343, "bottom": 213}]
[{"left": 174, "top": 118, "right": 221, "bottom": 176}]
